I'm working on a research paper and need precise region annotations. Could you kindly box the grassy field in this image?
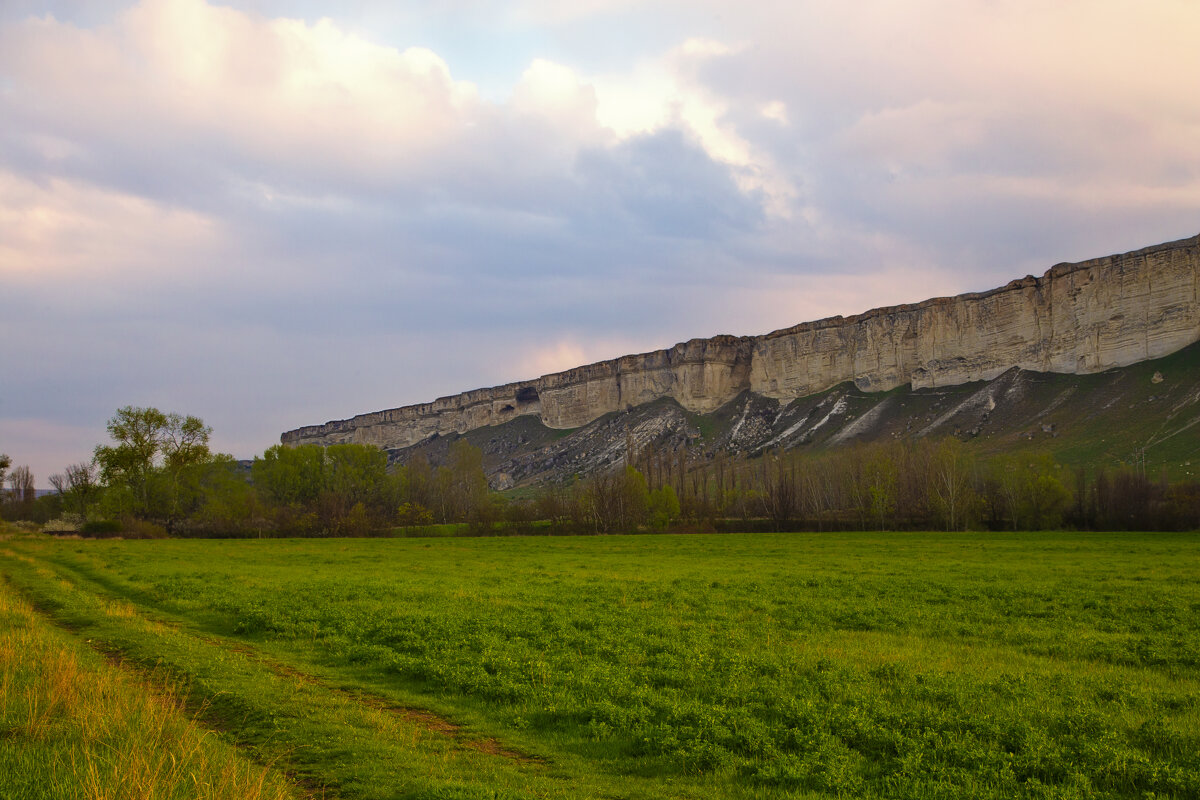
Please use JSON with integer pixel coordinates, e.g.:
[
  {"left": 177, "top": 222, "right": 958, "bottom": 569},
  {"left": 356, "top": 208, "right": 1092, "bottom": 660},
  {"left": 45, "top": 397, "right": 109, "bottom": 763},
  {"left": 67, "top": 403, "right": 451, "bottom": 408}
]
[
  {"left": 0, "top": 546, "right": 298, "bottom": 800},
  {"left": 1, "top": 531, "right": 1198, "bottom": 799}
]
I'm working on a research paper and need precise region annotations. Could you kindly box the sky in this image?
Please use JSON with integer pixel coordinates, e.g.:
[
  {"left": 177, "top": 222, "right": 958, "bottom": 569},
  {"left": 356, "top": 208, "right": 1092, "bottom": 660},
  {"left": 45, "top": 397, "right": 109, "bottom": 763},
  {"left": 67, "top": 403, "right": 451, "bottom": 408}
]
[{"left": 2, "top": 0, "right": 1199, "bottom": 484}]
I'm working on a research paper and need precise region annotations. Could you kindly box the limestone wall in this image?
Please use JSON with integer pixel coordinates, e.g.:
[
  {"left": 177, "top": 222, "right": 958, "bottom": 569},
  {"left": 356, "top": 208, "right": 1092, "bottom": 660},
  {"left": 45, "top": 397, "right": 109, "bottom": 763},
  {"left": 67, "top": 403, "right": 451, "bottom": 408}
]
[
  {"left": 281, "top": 335, "right": 755, "bottom": 449},
  {"left": 282, "top": 233, "right": 1200, "bottom": 448},
  {"left": 749, "top": 234, "right": 1199, "bottom": 396}
]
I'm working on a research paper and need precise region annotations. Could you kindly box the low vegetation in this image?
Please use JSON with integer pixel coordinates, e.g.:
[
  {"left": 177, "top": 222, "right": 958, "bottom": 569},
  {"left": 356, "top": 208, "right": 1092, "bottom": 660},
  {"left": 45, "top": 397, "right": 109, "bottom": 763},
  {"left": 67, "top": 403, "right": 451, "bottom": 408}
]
[
  {"left": 1, "top": 531, "right": 1197, "bottom": 798},
  {"left": 4, "top": 404, "right": 1200, "bottom": 538}
]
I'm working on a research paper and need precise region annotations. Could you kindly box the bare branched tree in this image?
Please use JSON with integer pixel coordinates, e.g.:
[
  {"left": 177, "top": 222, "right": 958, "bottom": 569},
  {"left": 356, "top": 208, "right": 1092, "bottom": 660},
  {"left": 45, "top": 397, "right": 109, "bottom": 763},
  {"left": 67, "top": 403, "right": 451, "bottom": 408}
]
[
  {"left": 61, "top": 462, "right": 99, "bottom": 517},
  {"left": 758, "top": 453, "right": 798, "bottom": 528},
  {"left": 8, "top": 464, "right": 35, "bottom": 517}
]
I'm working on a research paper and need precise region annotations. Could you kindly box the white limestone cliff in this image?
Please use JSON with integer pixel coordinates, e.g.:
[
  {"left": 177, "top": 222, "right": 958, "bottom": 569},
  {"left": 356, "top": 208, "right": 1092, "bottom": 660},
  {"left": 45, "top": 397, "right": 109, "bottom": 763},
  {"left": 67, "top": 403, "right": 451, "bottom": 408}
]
[{"left": 281, "top": 233, "right": 1200, "bottom": 449}]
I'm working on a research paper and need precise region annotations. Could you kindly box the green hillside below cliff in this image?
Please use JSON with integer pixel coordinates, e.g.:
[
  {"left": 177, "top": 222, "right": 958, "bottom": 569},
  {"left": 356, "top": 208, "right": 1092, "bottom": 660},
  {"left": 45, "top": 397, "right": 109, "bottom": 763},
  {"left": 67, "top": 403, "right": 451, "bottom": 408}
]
[{"left": 391, "top": 341, "right": 1200, "bottom": 488}]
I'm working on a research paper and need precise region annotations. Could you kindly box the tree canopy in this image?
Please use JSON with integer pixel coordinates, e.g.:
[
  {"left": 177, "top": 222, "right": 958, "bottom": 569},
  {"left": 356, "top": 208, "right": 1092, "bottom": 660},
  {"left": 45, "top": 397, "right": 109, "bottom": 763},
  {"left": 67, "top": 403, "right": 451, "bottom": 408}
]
[{"left": 93, "top": 406, "right": 214, "bottom": 529}]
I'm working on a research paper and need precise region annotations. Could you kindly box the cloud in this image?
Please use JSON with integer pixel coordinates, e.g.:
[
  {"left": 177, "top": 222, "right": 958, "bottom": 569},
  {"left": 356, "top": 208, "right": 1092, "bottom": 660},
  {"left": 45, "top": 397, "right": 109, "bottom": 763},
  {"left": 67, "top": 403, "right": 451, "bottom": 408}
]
[
  {"left": 588, "top": 37, "right": 799, "bottom": 217},
  {"left": 574, "top": 129, "right": 763, "bottom": 238},
  {"left": 2, "top": 0, "right": 1199, "bottom": 485},
  {"left": 514, "top": 335, "right": 646, "bottom": 378},
  {"left": 0, "top": 172, "right": 221, "bottom": 283},
  {"left": 2, "top": 1, "right": 487, "bottom": 200}
]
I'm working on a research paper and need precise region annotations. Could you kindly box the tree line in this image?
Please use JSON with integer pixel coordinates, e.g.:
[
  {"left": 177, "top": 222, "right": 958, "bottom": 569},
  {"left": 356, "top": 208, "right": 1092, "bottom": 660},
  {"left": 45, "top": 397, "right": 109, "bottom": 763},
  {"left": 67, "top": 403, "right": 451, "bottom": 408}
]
[
  {"left": 3, "top": 406, "right": 1199, "bottom": 536},
  {"left": 626, "top": 438, "right": 1200, "bottom": 533}
]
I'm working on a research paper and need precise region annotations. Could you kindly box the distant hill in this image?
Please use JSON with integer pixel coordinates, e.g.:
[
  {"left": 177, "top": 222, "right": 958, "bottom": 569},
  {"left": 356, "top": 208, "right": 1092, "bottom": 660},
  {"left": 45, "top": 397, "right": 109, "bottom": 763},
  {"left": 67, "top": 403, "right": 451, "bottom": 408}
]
[{"left": 282, "top": 233, "right": 1200, "bottom": 485}]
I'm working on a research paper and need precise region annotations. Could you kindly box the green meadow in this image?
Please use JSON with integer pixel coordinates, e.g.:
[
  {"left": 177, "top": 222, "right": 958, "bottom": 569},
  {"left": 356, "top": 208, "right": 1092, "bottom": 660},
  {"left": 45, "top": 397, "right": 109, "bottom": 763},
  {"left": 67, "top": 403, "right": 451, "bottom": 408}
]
[{"left": 2, "top": 531, "right": 1198, "bottom": 799}]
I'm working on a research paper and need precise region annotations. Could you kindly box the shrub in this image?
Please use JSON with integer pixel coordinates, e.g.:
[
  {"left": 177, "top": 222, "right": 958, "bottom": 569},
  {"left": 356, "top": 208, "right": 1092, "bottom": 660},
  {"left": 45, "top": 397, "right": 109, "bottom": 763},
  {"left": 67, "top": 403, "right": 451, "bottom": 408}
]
[
  {"left": 42, "top": 514, "right": 83, "bottom": 535},
  {"left": 80, "top": 520, "right": 123, "bottom": 537},
  {"left": 122, "top": 519, "right": 169, "bottom": 539}
]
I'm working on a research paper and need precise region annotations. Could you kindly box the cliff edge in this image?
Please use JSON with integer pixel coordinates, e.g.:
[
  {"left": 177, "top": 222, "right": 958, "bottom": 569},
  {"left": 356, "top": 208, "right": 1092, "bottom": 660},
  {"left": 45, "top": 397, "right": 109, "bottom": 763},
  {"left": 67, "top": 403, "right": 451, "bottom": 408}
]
[{"left": 281, "top": 233, "right": 1200, "bottom": 450}]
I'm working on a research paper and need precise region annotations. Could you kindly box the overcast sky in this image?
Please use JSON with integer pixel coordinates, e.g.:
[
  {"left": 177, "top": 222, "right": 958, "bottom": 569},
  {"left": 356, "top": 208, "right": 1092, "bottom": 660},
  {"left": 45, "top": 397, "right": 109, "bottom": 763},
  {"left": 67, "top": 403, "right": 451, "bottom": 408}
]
[{"left": 2, "top": 0, "right": 1199, "bottom": 484}]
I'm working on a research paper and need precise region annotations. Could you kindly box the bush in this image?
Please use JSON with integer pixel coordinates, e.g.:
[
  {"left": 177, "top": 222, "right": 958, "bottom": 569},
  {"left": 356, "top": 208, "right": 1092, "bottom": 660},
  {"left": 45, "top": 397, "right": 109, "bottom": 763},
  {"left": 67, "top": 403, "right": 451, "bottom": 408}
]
[
  {"left": 81, "top": 519, "right": 123, "bottom": 537},
  {"left": 77, "top": 518, "right": 166, "bottom": 539},
  {"left": 42, "top": 513, "right": 83, "bottom": 535},
  {"left": 122, "top": 519, "right": 169, "bottom": 539}
]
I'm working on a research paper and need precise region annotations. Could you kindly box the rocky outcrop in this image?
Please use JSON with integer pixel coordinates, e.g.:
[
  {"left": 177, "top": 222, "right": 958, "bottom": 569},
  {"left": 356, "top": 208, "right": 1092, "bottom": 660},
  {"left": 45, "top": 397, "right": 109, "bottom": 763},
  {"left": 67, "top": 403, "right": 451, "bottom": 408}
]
[
  {"left": 282, "top": 233, "right": 1200, "bottom": 449},
  {"left": 281, "top": 335, "right": 754, "bottom": 450}
]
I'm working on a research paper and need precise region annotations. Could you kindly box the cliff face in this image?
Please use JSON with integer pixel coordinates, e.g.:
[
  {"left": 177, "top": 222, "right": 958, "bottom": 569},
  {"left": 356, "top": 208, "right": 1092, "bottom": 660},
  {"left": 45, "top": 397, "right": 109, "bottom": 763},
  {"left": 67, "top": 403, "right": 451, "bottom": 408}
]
[{"left": 282, "top": 233, "right": 1200, "bottom": 450}]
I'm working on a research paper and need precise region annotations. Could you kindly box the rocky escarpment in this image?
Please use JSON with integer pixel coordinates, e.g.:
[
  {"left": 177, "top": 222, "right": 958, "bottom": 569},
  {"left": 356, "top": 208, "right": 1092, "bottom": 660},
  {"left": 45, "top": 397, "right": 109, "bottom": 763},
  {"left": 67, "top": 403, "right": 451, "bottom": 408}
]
[
  {"left": 356, "top": 340, "right": 1200, "bottom": 489},
  {"left": 282, "top": 233, "right": 1200, "bottom": 450}
]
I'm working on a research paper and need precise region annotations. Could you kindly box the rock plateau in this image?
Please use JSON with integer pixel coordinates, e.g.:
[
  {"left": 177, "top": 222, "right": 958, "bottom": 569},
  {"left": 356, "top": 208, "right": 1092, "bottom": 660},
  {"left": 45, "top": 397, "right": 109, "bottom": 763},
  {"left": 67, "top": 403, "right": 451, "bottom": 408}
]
[{"left": 282, "top": 234, "right": 1200, "bottom": 456}]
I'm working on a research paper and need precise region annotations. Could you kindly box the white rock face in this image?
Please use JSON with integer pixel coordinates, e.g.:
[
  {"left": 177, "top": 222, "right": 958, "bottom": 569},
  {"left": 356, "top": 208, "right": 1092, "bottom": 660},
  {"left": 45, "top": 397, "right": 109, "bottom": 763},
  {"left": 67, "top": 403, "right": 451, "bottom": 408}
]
[{"left": 282, "top": 234, "right": 1200, "bottom": 449}]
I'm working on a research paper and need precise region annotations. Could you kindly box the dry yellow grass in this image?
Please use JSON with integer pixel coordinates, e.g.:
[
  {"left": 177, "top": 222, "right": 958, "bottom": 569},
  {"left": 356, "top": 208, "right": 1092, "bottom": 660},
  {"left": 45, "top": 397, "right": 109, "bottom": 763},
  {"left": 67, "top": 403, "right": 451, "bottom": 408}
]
[{"left": 0, "top": 577, "right": 299, "bottom": 800}]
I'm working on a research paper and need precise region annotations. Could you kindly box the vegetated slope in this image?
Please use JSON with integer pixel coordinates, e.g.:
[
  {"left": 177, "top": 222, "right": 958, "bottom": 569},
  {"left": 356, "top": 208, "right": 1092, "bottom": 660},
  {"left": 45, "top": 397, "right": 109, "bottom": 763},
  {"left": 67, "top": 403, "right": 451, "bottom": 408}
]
[{"left": 392, "top": 340, "right": 1200, "bottom": 488}]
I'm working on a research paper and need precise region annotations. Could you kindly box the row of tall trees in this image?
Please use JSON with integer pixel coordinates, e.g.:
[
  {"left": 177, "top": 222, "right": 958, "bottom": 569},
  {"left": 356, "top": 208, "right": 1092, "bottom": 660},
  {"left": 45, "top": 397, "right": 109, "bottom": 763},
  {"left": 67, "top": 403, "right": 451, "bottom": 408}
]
[
  {"left": 635, "top": 439, "right": 1073, "bottom": 531},
  {"left": 248, "top": 440, "right": 494, "bottom": 535},
  {"left": 628, "top": 437, "right": 1200, "bottom": 532},
  {"left": 6, "top": 406, "right": 1200, "bottom": 535}
]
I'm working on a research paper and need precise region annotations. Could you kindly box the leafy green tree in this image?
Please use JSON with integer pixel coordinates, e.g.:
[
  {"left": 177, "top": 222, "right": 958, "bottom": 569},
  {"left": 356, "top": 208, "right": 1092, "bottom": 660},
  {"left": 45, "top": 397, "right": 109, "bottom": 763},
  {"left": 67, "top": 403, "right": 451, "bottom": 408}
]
[
  {"left": 1022, "top": 457, "right": 1072, "bottom": 530},
  {"left": 992, "top": 453, "right": 1072, "bottom": 530},
  {"left": 254, "top": 442, "right": 390, "bottom": 534},
  {"left": 192, "top": 455, "right": 266, "bottom": 536},
  {"left": 416, "top": 440, "right": 490, "bottom": 523},
  {"left": 93, "top": 406, "right": 213, "bottom": 528},
  {"left": 468, "top": 493, "right": 507, "bottom": 534},
  {"left": 393, "top": 453, "right": 434, "bottom": 511},
  {"left": 335, "top": 502, "right": 373, "bottom": 537},
  {"left": 648, "top": 484, "right": 680, "bottom": 530},
  {"left": 324, "top": 444, "right": 388, "bottom": 510},
  {"left": 396, "top": 501, "right": 435, "bottom": 529},
  {"left": 864, "top": 448, "right": 898, "bottom": 531},
  {"left": 448, "top": 439, "right": 489, "bottom": 521},
  {"left": 252, "top": 444, "right": 325, "bottom": 508},
  {"left": 94, "top": 406, "right": 169, "bottom": 514},
  {"left": 624, "top": 465, "right": 649, "bottom": 526}
]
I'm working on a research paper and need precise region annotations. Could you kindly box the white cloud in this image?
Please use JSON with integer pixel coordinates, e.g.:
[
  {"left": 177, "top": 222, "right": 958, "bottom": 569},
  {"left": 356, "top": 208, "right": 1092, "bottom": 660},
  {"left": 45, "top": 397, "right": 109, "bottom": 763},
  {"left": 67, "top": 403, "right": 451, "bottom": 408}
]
[
  {"left": 590, "top": 37, "right": 798, "bottom": 217},
  {"left": 760, "top": 101, "right": 788, "bottom": 125},
  {"left": 4, "top": 0, "right": 485, "bottom": 193},
  {"left": 0, "top": 172, "right": 221, "bottom": 282},
  {"left": 508, "top": 0, "right": 644, "bottom": 26},
  {"left": 515, "top": 335, "right": 646, "bottom": 379}
]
